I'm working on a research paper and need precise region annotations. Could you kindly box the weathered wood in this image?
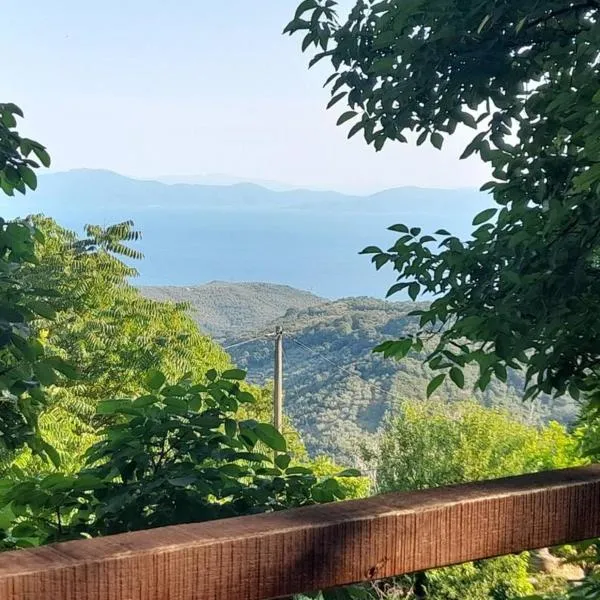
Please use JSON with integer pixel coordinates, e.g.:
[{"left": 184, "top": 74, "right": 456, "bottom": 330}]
[{"left": 0, "top": 466, "right": 599, "bottom": 600}]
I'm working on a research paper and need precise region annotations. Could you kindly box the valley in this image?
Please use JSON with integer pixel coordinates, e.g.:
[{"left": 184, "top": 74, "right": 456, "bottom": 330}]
[{"left": 141, "top": 282, "right": 579, "bottom": 465}]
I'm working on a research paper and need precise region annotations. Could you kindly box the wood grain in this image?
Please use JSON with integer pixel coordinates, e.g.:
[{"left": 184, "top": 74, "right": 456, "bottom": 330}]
[{"left": 1, "top": 466, "right": 599, "bottom": 600}]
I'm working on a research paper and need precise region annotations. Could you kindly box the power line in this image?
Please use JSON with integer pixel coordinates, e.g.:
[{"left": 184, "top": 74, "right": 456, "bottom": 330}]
[
  {"left": 223, "top": 335, "right": 269, "bottom": 350},
  {"left": 288, "top": 335, "right": 396, "bottom": 400}
]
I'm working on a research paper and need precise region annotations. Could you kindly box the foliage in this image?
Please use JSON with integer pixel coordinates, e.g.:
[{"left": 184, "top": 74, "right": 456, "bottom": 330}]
[
  {"left": 365, "top": 400, "right": 582, "bottom": 599},
  {"left": 0, "top": 103, "right": 68, "bottom": 457},
  {"left": 2, "top": 216, "right": 236, "bottom": 473},
  {"left": 424, "top": 557, "right": 533, "bottom": 600},
  {"left": 285, "top": 0, "right": 600, "bottom": 402},
  {"left": 0, "top": 369, "right": 352, "bottom": 548},
  {"left": 288, "top": 4, "right": 600, "bottom": 594},
  {"left": 308, "top": 455, "right": 370, "bottom": 499},
  {"left": 0, "top": 103, "right": 49, "bottom": 195},
  {"left": 31, "top": 217, "right": 230, "bottom": 400},
  {"left": 372, "top": 400, "right": 583, "bottom": 493}
]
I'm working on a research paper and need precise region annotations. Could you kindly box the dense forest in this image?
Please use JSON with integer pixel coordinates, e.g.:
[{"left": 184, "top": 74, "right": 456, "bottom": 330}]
[
  {"left": 224, "top": 297, "right": 578, "bottom": 463},
  {"left": 141, "top": 281, "right": 323, "bottom": 341}
]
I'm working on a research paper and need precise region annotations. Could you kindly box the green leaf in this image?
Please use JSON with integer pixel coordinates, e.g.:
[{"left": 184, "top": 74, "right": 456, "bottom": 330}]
[
  {"left": 28, "top": 300, "right": 56, "bottom": 320},
  {"left": 477, "top": 14, "right": 491, "bottom": 34},
  {"left": 32, "top": 146, "right": 51, "bottom": 168},
  {"left": 515, "top": 16, "right": 527, "bottom": 32},
  {"left": 73, "top": 474, "right": 104, "bottom": 490},
  {"left": 145, "top": 368, "right": 166, "bottom": 391},
  {"left": 386, "top": 282, "right": 409, "bottom": 298},
  {"left": 42, "top": 441, "right": 61, "bottom": 469},
  {"left": 219, "top": 463, "right": 246, "bottom": 477},
  {"left": 286, "top": 466, "right": 314, "bottom": 475},
  {"left": 222, "top": 368, "right": 246, "bottom": 381},
  {"left": 96, "top": 399, "right": 133, "bottom": 415},
  {"left": 426, "top": 373, "right": 446, "bottom": 397},
  {"left": 327, "top": 92, "right": 347, "bottom": 109},
  {"left": 359, "top": 245, "right": 382, "bottom": 254},
  {"left": 133, "top": 394, "right": 158, "bottom": 408},
  {"left": 347, "top": 121, "right": 364, "bottom": 139},
  {"left": 431, "top": 132, "right": 443, "bottom": 150},
  {"left": 472, "top": 208, "right": 497, "bottom": 226},
  {"left": 45, "top": 357, "right": 79, "bottom": 380},
  {"left": 449, "top": 367, "right": 465, "bottom": 389},
  {"left": 294, "top": 0, "right": 318, "bottom": 18},
  {"left": 168, "top": 476, "right": 197, "bottom": 488},
  {"left": 337, "top": 111, "right": 357, "bottom": 125},
  {"left": 253, "top": 423, "right": 287, "bottom": 452},
  {"left": 18, "top": 166, "right": 37, "bottom": 191},
  {"left": 275, "top": 454, "right": 291, "bottom": 470},
  {"left": 33, "top": 361, "right": 57, "bottom": 386},
  {"left": 224, "top": 418, "right": 237, "bottom": 438},
  {"left": 408, "top": 282, "right": 420, "bottom": 301},
  {"left": 164, "top": 396, "right": 188, "bottom": 412},
  {"left": 40, "top": 473, "right": 75, "bottom": 490},
  {"left": 0, "top": 304, "right": 26, "bottom": 323},
  {"left": 236, "top": 390, "right": 255, "bottom": 403},
  {"left": 337, "top": 468, "right": 361, "bottom": 477}
]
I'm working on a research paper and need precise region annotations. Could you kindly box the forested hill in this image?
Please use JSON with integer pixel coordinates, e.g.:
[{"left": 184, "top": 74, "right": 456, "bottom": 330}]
[
  {"left": 226, "top": 297, "right": 578, "bottom": 463},
  {"left": 140, "top": 281, "right": 324, "bottom": 340}
]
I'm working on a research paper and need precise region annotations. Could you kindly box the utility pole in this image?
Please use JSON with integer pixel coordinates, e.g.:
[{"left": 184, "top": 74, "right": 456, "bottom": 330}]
[{"left": 273, "top": 326, "right": 283, "bottom": 433}]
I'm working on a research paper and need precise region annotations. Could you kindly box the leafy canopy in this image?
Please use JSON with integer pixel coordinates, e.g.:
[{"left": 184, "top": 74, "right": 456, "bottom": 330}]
[
  {"left": 285, "top": 0, "right": 600, "bottom": 402},
  {"left": 0, "top": 369, "right": 355, "bottom": 548},
  {"left": 0, "top": 103, "right": 64, "bottom": 457},
  {"left": 369, "top": 399, "right": 582, "bottom": 600}
]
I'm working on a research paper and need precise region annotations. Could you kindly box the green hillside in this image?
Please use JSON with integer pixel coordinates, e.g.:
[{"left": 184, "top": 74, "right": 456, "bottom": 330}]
[
  {"left": 140, "top": 281, "right": 324, "bottom": 340},
  {"left": 227, "top": 297, "right": 579, "bottom": 464}
]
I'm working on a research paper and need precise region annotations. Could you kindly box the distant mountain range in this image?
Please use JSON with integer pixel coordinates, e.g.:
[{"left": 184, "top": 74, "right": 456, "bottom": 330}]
[
  {"left": 2, "top": 169, "right": 490, "bottom": 298},
  {"left": 139, "top": 282, "right": 578, "bottom": 464},
  {"left": 155, "top": 173, "right": 300, "bottom": 192}
]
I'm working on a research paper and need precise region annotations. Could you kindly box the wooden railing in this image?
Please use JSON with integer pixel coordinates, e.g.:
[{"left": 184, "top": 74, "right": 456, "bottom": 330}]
[{"left": 0, "top": 465, "right": 599, "bottom": 600}]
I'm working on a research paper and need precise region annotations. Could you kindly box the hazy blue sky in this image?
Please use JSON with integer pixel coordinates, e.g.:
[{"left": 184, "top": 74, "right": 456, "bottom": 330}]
[{"left": 5, "top": 1, "right": 490, "bottom": 192}]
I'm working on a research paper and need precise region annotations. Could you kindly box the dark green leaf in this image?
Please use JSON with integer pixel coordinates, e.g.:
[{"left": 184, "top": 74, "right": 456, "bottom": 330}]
[
  {"left": 426, "top": 374, "right": 446, "bottom": 397},
  {"left": 472, "top": 208, "right": 497, "bottom": 226},
  {"left": 337, "top": 468, "right": 361, "bottom": 477},
  {"left": 337, "top": 111, "right": 357, "bottom": 125},
  {"left": 449, "top": 367, "right": 465, "bottom": 389},
  {"left": 431, "top": 132, "right": 443, "bottom": 150},
  {"left": 145, "top": 368, "right": 166, "bottom": 391},
  {"left": 253, "top": 423, "right": 287, "bottom": 452},
  {"left": 222, "top": 369, "right": 246, "bottom": 381},
  {"left": 275, "top": 454, "right": 291, "bottom": 470},
  {"left": 28, "top": 300, "right": 56, "bottom": 320},
  {"left": 408, "top": 282, "right": 420, "bottom": 301}
]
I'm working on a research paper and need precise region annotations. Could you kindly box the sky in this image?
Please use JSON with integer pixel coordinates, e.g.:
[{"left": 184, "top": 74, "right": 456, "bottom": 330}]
[{"left": 4, "top": 1, "right": 492, "bottom": 193}]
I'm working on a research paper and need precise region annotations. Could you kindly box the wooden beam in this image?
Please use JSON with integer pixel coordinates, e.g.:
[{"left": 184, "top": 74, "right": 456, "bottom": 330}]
[{"left": 1, "top": 466, "right": 599, "bottom": 600}]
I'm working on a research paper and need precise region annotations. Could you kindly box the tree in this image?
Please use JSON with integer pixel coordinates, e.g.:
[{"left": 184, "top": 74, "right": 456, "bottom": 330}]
[
  {"left": 285, "top": 0, "right": 600, "bottom": 402},
  {"left": 367, "top": 400, "right": 582, "bottom": 599},
  {"left": 8, "top": 217, "right": 314, "bottom": 474},
  {"left": 0, "top": 103, "right": 64, "bottom": 457},
  {"left": 286, "top": 3, "right": 600, "bottom": 596},
  {"left": 0, "top": 370, "right": 355, "bottom": 548},
  {"left": 373, "top": 399, "right": 581, "bottom": 493}
]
